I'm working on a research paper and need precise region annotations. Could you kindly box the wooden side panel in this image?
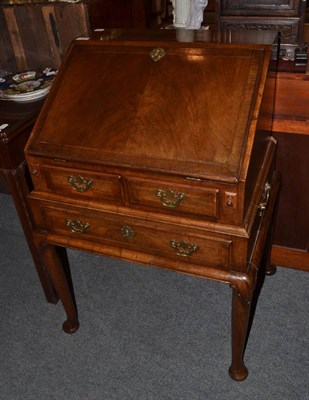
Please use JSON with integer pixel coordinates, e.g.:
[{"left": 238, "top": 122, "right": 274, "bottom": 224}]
[
  {"left": 1, "top": 8, "right": 22, "bottom": 71},
  {"left": 0, "top": 9, "right": 16, "bottom": 72},
  {"left": 0, "top": 3, "right": 90, "bottom": 72},
  {"left": 52, "top": 3, "right": 90, "bottom": 57},
  {"left": 13, "top": 5, "right": 54, "bottom": 70},
  {"left": 41, "top": 6, "right": 63, "bottom": 68}
]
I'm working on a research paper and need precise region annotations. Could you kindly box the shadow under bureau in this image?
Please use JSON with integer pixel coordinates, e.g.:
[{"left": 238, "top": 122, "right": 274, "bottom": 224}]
[{"left": 25, "top": 28, "right": 281, "bottom": 381}]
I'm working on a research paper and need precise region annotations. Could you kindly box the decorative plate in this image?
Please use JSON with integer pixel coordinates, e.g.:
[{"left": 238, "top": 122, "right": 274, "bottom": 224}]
[{"left": 0, "top": 68, "right": 57, "bottom": 101}]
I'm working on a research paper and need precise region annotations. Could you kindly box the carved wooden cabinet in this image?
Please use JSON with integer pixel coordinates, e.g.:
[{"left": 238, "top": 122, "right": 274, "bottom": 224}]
[
  {"left": 25, "top": 29, "right": 280, "bottom": 381},
  {"left": 219, "top": 0, "right": 307, "bottom": 49}
]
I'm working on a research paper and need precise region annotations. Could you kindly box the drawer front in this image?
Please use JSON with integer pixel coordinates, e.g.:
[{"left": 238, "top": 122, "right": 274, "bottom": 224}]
[
  {"left": 42, "top": 165, "right": 122, "bottom": 203},
  {"left": 41, "top": 205, "right": 231, "bottom": 270},
  {"left": 126, "top": 177, "right": 219, "bottom": 219}
]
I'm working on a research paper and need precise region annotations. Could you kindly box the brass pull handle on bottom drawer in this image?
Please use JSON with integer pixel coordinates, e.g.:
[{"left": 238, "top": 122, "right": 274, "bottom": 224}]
[
  {"left": 169, "top": 239, "right": 199, "bottom": 257},
  {"left": 66, "top": 219, "right": 89, "bottom": 234}
]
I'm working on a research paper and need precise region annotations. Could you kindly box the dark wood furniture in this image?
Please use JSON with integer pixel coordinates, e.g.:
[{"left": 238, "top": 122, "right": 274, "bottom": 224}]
[
  {"left": 0, "top": 0, "right": 91, "bottom": 72},
  {"left": 0, "top": 99, "right": 58, "bottom": 303},
  {"left": 219, "top": 0, "right": 307, "bottom": 61},
  {"left": 0, "top": 0, "right": 154, "bottom": 72},
  {"left": 219, "top": 0, "right": 306, "bottom": 43},
  {"left": 25, "top": 29, "right": 280, "bottom": 381}
]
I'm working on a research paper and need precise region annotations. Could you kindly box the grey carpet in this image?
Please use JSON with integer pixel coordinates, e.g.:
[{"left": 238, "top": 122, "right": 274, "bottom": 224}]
[{"left": 0, "top": 193, "right": 308, "bottom": 400}]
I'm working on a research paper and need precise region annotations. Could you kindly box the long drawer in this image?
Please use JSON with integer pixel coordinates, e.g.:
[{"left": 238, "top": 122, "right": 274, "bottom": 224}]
[{"left": 39, "top": 203, "right": 232, "bottom": 271}]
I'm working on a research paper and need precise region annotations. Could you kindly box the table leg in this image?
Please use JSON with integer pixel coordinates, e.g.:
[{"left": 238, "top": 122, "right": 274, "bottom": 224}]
[
  {"left": 40, "top": 242, "right": 79, "bottom": 334},
  {"left": 4, "top": 164, "right": 59, "bottom": 304},
  {"left": 228, "top": 287, "right": 251, "bottom": 381}
]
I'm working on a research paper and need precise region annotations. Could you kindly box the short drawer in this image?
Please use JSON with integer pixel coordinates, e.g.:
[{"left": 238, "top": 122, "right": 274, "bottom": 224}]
[
  {"left": 41, "top": 205, "right": 231, "bottom": 270},
  {"left": 41, "top": 165, "right": 122, "bottom": 203},
  {"left": 126, "top": 177, "right": 219, "bottom": 219}
]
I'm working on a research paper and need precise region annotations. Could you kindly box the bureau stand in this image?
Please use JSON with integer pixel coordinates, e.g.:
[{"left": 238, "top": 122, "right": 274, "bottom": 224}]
[{"left": 26, "top": 28, "right": 281, "bottom": 381}]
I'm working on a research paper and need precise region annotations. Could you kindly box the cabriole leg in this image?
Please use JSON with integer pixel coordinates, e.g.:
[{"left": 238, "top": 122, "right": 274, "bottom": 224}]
[{"left": 229, "top": 287, "right": 251, "bottom": 381}]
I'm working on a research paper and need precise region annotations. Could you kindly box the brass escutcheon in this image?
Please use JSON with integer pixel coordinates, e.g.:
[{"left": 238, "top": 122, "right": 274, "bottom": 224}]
[
  {"left": 155, "top": 188, "right": 185, "bottom": 208},
  {"left": 67, "top": 175, "right": 93, "bottom": 192},
  {"left": 149, "top": 47, "right": 166, "bottom": 62},
  {"left": 66, "top": 219, "right": 89, "bottom": 234},
  {"left": 169, "top": 239, "right": 199, "bottom": 257},
  {"left": 121, "top": 225, "right": 135, "bottom": 240}
]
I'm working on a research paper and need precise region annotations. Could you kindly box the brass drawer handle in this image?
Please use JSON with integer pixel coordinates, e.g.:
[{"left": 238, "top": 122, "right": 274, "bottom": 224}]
[
  {"left": 121, "top": 225, "right": 135, "bottom": 240},
  {"left": 169, "top": 239, "right": 199, "bottom": 257},
  {"left": 67, "top": 175, "right": 93, "bottom": 192},
  {"left": 155, "top": 189, "right": 185, "bottom": 208},
  {"left": 258, "top": 182, "right": 271, "bottom": 216},
  {"left": 66, "top": 219, "right": 89, "bottom": 234}
]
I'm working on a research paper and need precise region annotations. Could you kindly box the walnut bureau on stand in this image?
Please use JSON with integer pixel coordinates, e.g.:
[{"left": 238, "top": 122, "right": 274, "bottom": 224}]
[
  {"left": 25, "top": 28, "right": 281, "bottom": 381},
  {"left": 0, "top": 99, "right": 58, "bottom": 303}
]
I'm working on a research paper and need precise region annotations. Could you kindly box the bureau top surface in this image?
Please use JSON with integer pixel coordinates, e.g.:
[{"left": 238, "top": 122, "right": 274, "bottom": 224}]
[{"left": 26, "top": 30, "right": 274, "bottom": 182}]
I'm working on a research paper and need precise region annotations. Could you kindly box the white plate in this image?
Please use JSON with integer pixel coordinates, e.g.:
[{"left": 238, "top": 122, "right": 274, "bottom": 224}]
[{"left": 0, "top": 68, "right": 57, "bottom": 102}]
